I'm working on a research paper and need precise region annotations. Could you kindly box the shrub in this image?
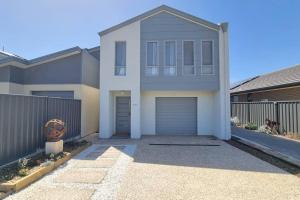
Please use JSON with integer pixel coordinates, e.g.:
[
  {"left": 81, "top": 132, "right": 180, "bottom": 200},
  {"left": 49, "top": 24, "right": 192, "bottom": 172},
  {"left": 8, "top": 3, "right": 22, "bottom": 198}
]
[
  {"left": 245, "top": 123, "right": 258, "bottom": 130},
  {"left": 258, "top": 125, "right": 268, "bottom": 133},
  {"left": 231, "top": 116, "right": 240, "bottom": 126},
  {"left": 17, "top": 158, "right": 29, "bottom": 177},
  {"left": 18, "top": 168, "right": 28, "bottom": 177},
  {"left": 18, "top": 158, "right": 28, "bottom": 170},
  {"left": 49, "top": 153, "right": 55, "bottom": 161}
]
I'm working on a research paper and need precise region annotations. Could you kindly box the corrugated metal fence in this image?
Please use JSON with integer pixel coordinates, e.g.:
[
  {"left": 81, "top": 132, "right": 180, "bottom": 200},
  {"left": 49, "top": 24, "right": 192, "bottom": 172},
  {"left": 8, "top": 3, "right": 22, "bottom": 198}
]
[
  {"left": 231, "top": 101, "right": 300, "bottom": 136},
  {"left": 0, "top": 94, "right": 81, "bottom": 166}
]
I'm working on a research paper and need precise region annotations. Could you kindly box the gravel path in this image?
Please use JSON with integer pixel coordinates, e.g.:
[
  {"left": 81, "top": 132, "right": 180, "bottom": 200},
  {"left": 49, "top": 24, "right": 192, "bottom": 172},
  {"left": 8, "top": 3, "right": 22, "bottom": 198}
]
[{"left": 5, "top": 144, "right": 136, "bottom": 200}]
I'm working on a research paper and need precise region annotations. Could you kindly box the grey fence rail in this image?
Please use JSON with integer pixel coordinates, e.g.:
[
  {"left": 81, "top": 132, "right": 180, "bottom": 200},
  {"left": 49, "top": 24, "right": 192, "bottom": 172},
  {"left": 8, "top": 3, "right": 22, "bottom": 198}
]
[
  {"left": 0, "top": 94, "right": 81, "bottom": 166},
  {"left": 231, "top": 101, "right": 300, "bottom": 135}
]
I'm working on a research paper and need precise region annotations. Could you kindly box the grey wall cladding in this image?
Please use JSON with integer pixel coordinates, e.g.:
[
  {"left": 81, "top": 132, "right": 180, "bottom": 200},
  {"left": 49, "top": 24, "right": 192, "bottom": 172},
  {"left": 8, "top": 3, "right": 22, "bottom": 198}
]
[
  {"left": 0, "top": 66, "right": 10, "bottom": 82},
  {"left": 88, "top": 49, "right": 100, "bottom": 60},
  {"left": 0, "top": 65, "right": 24, "bottom": 84},
  {"left": 140, "top": 12, "right": 219, "bottom": 90},
  {"left": 0, "top": 94, "right": 81, "bottom": 166},
  {"left": 24, "top": 54, "right": 82, "bottom": 85},
  {"left": 0, "top": 51, "right": 100, "bottom": 89},
  {"left": 81, "top": 50, "right": 100, "bottom": 88}
]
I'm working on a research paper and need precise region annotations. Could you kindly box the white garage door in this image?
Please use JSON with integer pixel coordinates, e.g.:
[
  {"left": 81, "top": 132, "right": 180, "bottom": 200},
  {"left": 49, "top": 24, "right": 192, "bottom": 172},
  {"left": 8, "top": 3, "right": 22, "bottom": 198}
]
[{"left": 156, "top": 97, "right": 197, "bottom": 135}]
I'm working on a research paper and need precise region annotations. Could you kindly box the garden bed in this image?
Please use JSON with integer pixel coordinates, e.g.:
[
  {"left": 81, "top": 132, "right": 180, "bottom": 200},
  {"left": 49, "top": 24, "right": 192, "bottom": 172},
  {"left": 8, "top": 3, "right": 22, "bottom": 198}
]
[{"left": 0, "top": 140, "right": 90, "bottom": 194}]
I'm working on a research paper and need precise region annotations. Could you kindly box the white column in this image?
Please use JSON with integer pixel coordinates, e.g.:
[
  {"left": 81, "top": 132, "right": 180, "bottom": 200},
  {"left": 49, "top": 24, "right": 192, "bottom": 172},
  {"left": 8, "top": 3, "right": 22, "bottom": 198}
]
[
  {"left": 130, "top": 89, "right": 141, "bottom": 139},
  {"left": 216, "top": 23, "right": 231, "bottom": 140},
  {"left": 223, "top": 25, "right": 231, "bottom": 140},
  {"left": 99, "top": 89, "right": 113, "bottom": 138}
]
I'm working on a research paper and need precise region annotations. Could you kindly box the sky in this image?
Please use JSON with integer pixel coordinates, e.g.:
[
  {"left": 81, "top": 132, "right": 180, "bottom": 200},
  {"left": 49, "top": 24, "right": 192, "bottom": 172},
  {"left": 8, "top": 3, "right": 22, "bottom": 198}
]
[{"left": 1, "top": 0, "right": 300, "bottom": 83}]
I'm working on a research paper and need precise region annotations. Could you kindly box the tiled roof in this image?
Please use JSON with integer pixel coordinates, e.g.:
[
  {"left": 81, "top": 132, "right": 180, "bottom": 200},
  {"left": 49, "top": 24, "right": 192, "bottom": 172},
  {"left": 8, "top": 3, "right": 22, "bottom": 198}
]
[{"left": 231, "top": 64, "right": 300, "bottom": 93}]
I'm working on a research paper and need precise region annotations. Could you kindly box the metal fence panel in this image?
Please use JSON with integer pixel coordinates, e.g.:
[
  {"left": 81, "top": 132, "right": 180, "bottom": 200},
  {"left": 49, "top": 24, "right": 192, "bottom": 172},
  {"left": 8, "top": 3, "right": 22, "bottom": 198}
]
[
  {"left": 277, "top": 102, "right": 300, "bottom": 135},
  {"left": 0, "top": 94, "right": 81, "bottom": 166},
  {"left": 47, "top": 98, "right": 81, "bottom": 140},
  {"left": 231, "top": 101, "right": 300, "bottom": 136}
]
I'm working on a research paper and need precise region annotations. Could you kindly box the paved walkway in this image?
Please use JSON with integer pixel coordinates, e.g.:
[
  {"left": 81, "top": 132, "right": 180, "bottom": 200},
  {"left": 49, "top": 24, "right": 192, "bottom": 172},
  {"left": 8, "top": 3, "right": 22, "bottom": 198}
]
[
  {"left": 6, "top": 135, "right": 300, "bottom": 200},
  {"left": 232, "top": 126, "right": 300, "bottom": 161}
]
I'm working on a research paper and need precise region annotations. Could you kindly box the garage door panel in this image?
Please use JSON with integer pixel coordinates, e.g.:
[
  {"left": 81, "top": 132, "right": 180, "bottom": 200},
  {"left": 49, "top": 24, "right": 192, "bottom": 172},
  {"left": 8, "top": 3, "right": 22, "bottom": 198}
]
[
  {"left": 31, "top": 91, "right": 74, "bottom": 99},
  {"left": 156, "top": 97, "right": 197, "bottom": 135}
]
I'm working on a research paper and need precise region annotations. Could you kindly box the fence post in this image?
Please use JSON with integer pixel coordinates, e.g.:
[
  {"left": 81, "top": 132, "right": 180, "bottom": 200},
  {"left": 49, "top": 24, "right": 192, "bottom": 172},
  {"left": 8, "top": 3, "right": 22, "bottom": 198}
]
[
  {"left": 247, "top": 103, "right": 250, "bottom": 123},
  {"left": 275, "top": 102, "right": 279, "bottom": 123},
  {"left": 274, "top": 102, "right": 281, "bottom": 134}
]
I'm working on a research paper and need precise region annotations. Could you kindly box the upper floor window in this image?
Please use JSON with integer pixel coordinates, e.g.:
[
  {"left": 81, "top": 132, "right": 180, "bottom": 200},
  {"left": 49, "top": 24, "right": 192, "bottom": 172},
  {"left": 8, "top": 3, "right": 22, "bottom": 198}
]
[
  {"left": 201, "top": 40, "right": 214, "bottom": 75},
  {"left": 164, "top": 41, "right": 176, "bottom": 76},
  {"left": 183, "top": 41, "right": 195, "bottom": 75},
  {"left": 146, "top": 41, "right": 159, "bottom": 76},
  {"left": 115, "top": 41, "right": 126, "bottom": 76}
]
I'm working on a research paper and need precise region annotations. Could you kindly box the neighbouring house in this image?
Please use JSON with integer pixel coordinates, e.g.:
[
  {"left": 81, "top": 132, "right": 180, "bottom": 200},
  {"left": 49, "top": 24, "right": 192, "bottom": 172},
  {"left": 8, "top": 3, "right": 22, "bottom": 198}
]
[
  {"left": 99, "top": 5, "right": 230, "bottom": 140},
  {"left": 231, "top": 64, "right": 300, "bottom": 102},
  {"left": 0, "top": 46, "right": 100, "bottom": 137}
]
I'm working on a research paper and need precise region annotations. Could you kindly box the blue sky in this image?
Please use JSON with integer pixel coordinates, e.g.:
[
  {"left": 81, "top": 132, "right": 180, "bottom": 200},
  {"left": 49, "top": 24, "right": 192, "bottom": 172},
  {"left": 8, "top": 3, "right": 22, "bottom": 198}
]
[{"left": 1, "top": 0, "right": 299, "bottom": 83}]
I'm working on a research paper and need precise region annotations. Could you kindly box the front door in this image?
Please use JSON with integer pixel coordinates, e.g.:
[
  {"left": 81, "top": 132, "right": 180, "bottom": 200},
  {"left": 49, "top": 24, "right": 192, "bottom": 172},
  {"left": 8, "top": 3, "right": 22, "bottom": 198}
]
[{"left": 116, "top": 96, "right": 131, "bottom": 135}]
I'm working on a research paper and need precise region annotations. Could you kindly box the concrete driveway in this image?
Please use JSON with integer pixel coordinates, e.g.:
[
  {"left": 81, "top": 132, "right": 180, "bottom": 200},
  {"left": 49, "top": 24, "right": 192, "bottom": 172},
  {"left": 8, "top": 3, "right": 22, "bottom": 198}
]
[
  {"left": 6, "top": 135, "right": 300, "bottom": 200},
  {"left": 115, "top": 136, "right": 300, "bottom": 200}
]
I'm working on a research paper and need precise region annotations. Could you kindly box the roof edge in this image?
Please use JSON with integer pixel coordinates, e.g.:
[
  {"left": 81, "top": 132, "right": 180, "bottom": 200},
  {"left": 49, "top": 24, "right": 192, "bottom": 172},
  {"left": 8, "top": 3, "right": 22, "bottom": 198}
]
[
  {"left": 231, "top": 81, "right": 300, "bottom": 95},
  {"left": 230, "top": 76, "right": 260, "bottom": 90},
  {"left": 29, "top": 46, "right": 82, "bottom": 64},
  {"left": 87, "top": 46, "right": 100, "bottom": 52},
  {"left": 0, "top": 46, "right": 82, "bottom": 68}
]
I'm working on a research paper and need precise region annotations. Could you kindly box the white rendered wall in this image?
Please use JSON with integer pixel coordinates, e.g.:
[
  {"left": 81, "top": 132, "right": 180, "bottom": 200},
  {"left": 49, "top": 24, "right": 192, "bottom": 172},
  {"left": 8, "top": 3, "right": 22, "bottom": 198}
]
[
  {"left": 141, "top": 91, "right": 215, "bottom": 136},
  {"left": 0, "top": 83, "right": 24, "bottom": 94},
  {"left": 80, "top": 85, "right": 100, "bottom": 136},
  {"left": 0, "top": 83, "right": 10, "bottom": 93},
  {"left": 9, "top": 83, "right": 24, "bottom": 94},
  {"left": 99, "top": 21, "right": 141, "bottom": 139},
  {"left": 213, "top": 26, "right": 231, "bottom": 140}
]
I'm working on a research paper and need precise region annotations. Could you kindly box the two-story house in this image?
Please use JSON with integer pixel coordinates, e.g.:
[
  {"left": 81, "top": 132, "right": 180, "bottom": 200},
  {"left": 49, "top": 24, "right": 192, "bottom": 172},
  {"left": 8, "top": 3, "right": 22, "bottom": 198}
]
[{"left": 99, "top": 5, "right": 230, "bottom": 140}]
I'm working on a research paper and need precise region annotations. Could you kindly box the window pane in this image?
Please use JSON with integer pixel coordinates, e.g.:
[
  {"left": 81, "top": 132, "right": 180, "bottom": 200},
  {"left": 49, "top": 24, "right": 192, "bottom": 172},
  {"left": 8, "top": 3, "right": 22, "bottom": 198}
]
[
  {"left": 202, "top": 41, "right": 213, "bottom": 65},
  {"left": 115, "top": 42, "right": 126, "bottom": 66},
  {"left": 147, "top": 42, "right": 158, "bottom": 66},
  {"left": 164, "top": 67, "right": 176, "bottom": 76},
  {"left": 183, "top": 41, "right": 194, "bottom": 66},
  {"left": 145, "top": 67, "right": 159, "bottom": 76},
  {"left": 183, "top": 66, "right": 195, "bottom": 75},
  {"left": 202, "top": 65, "right": 213, "bottom": 74},
  {"left": 115, "top": 67, "right": 126, "bottom": 76},
  {"left": 165, "top": 41, "right": 176, "bottom": 66}
]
